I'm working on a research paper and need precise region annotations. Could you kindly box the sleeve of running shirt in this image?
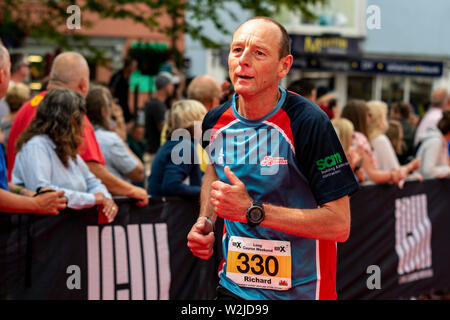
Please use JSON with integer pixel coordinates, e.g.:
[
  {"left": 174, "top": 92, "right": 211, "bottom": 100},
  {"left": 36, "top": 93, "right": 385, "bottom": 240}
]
[
  {"left": 79, "top": 115, "right": 106, "bottom": 165},
  {"left": 290, "top": 100, "right": 360, "bottom": 206},
  {"left": 201, "top": 102, "right": 232, "bottom": 150}
]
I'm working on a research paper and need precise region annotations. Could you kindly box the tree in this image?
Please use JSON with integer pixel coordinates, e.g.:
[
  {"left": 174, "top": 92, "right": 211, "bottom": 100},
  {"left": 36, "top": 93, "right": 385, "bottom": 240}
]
[{"left": 0, "top": 0, "right": 324, "bottom": 67}]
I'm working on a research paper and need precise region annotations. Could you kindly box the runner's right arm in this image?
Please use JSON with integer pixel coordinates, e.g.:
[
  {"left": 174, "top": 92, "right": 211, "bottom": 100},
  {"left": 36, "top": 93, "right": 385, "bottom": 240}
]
[{"left": 187, "top": 164, "right": 218, "bottom": 260}]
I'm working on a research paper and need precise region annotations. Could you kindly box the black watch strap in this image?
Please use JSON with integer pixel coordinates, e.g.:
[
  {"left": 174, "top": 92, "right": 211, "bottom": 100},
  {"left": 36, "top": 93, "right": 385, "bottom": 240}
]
[
  {"left": 246, "top": 200, "right": 265, "bottom": 227},
  {"left": 252, "top": 201, "right": 264, "bottom": 209}
]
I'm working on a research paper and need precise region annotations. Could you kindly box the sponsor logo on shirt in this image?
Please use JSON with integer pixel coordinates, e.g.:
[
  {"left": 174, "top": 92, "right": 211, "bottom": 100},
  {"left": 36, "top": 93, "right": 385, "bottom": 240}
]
[
  {"left": 260, "top": 156, "right": 288, "bottom": 167},
  {"left": 316, "top": 153, "right": 342, "bottom": 171}
]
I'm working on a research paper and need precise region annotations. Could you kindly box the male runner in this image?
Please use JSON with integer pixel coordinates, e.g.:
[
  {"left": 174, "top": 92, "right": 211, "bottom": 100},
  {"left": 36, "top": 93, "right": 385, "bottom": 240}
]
[{"left": 187, "top": 17, "right": 359, "bottom": 300}]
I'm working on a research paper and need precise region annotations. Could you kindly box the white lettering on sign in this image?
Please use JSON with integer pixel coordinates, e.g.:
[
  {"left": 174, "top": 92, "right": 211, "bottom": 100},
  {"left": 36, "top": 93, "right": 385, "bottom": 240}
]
[
  {"left": 394, "top": 194, "right": 433, "bottom": 284},
  {"left": 86, "top": 223, "right": 170, "bottom": 300}
]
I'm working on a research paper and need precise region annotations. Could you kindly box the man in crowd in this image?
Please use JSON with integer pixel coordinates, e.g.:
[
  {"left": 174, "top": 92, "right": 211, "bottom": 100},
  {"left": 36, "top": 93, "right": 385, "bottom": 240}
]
[
  {"left": 414, "top": 88, "right": 449, "bottom": 146},
  {"left": 0, "top": 44, "right": 67, "bottom": 214},
  {"left": 187, "top": 75, "right": 222, "bottom": 111},
  {"left": 7, "top": 51, "right": 148, "bottom": 207},
  {"left": 287, "top": 78, "right": 317, "bottom": 103},
  {"left": 187, "top": 17, "right": 359, "bottom": 300},
  {"left": 187, "top": 74, "right": 222, "bottom": 172},
  {"left": 144, "top": 71, "right": 176, "bottom": 157},
  {"left": 109, "top": 57, "right": 137, "bottom": 123},
  {"left": 9, "top": 53, "right": 30, "bottom": 85},
  {"left": 0, "top": 53, "right": 30, "bottom": 121},
  {"left": 416, "top": 110, "right": 450, "bottom": 179}
]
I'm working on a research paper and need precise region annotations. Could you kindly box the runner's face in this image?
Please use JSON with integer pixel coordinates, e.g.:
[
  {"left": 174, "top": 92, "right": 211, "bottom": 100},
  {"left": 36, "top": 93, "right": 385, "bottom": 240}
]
[{"left": 228, "top": 20, "right": 290, "bottom": 98}]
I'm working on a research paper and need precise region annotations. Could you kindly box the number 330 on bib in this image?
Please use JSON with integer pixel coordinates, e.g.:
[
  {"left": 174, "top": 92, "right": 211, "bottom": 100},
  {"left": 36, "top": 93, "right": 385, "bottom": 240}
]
[{"left": 226, "top": 236, "right": 292, "bottom": 290}]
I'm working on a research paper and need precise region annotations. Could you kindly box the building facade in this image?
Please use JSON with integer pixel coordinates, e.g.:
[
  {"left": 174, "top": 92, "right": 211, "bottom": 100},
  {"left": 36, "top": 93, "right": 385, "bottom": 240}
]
[{"left": 185, "top": 0, "right": 450, "bottom": 115}]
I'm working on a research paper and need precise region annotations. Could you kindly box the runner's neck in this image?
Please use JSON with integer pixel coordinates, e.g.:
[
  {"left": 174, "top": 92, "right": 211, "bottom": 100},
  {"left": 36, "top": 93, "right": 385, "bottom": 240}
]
[{"left": 236, "top": 88, "right": 280, "bottom": 120}]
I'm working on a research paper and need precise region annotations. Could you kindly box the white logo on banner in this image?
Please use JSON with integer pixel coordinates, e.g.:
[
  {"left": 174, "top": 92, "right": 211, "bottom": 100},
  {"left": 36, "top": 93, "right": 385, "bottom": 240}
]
[
  {"left": 394, "top": 194, "right": 433, "bottom": 284},
  {"left": 86, "top": 223, "right": 171, "bottom": 300}
]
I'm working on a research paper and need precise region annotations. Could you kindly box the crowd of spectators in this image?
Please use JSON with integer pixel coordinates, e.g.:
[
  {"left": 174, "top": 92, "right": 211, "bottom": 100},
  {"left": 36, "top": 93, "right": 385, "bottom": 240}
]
[
  {"left": 0, "top": 42, "right": 449, "bottom": 300},
  {"left": 288, "top": 78, "right": 450, "bottom": 186},
  {"left": 0, "top": 44, "right": 449, "bottom": 218}
]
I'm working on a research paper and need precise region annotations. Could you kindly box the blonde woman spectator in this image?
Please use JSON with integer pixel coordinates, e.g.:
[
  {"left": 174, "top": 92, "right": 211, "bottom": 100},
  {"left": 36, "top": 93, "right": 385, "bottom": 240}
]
[
  {"left": 342, "top": 100, "right": 406, "bottom": 185},
  {"left": 367, "top": 101, "right": 421, "bottom": 178},
  {"left": 332, "top": 118, "right": 365, "bottom": 182},
  {"left": 148, "top": 99, "right": 207, "bottom": 198},
  {"left": 1, "top": 83, "right": 30, "bottom": 151}
]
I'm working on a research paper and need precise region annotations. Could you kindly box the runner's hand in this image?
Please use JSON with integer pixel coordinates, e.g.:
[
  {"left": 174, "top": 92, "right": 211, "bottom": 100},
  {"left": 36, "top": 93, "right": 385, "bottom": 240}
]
[
  {"left": 210, "top": 166, "right": 252, "bottom": 223},
  {"left": 187, "top": 217, "right": 215, "bottom": 260}
]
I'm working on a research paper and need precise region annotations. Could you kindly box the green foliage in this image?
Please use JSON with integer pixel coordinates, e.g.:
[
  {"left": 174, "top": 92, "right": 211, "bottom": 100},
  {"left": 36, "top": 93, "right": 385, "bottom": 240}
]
[{"left": 0, "top": 0, "right": 325, "bottom": 67}]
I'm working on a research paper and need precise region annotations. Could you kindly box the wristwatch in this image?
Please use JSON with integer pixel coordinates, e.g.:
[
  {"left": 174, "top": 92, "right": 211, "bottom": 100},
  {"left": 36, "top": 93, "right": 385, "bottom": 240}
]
[{"left": 246, "top": 201, "right": 265, "bottom": 227}]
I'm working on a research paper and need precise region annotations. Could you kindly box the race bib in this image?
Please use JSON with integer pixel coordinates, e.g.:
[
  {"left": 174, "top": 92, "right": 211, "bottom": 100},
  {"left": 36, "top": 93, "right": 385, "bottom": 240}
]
[{"left": 226, "top": 236, "right": 292, "bottom": 291}]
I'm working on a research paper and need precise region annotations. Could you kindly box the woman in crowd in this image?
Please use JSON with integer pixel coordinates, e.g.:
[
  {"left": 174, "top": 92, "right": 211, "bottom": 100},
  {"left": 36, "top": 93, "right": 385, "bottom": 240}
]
[
  {"left": 386, "top": 119, "right": 404, "bottom": 158},
  {"left": 0, "top": 83, "right": 30, "bottom": 152},
  {"left": 367, "top": 100, "right": 421, "bottom": 177},
  {"left": 341, "top": 99, "right": 406, "bottom": 184},
  {"left": 12, "top": 88, "right": 117, "bottom": 222},
  {"left": 85, "top": 85, "right": 144, "bottom": 183},
  {"left": 331, "top": 118, "right": 365, "bottom": 182},
  {"left": 148, "top": 99, "right": 206, "bottom": 198},
  {"left": 389, "top": 101, "right": 417, "bottom": 164}
]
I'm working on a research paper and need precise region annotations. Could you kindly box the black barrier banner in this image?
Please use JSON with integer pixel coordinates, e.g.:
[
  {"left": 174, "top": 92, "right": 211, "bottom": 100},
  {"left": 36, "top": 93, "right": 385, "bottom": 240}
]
[
  {"left": 0, "top": 197, "right": 223, "bottom": 300},
  {"left": 337, "top": 178, "right": 450, "bottom": 299},
  {"left": 1, "top": 179, "right": 449, "bottom": 300}
]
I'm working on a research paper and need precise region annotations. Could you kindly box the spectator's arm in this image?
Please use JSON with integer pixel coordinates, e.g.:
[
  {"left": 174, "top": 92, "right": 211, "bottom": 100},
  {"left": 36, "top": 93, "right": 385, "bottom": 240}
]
[
  {"left": 108, "top": 134, "right": 144, "bottom": 183},
  {"left": 420, "top": 139, "right": 450, "bottom": 178},
  {"left": 0, "top": 189, "right": 66, "bottom": 214},
  {"left": 161, "top": 161, "right": 201, "bottom": 197},
  {"left": 7, "top": 183, "right": 36, "bottom": 197},
  {"left": 123, "top": 143, "right": 144, "bottom": 182},
  {"left": 86, "top": 161, "right": 148, "bottom": 206}
]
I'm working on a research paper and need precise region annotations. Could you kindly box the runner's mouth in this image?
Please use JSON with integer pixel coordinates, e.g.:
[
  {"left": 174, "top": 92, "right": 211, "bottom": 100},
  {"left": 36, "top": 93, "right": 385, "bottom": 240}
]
[{"left": 238, "top": 75, "right": 254, "bottom": 80}]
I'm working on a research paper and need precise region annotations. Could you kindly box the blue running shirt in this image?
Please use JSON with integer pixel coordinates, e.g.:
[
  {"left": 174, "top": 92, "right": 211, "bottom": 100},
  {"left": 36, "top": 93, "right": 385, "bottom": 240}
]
[{"left": 201, "top": 87, "right": 359, "bottom": 300}]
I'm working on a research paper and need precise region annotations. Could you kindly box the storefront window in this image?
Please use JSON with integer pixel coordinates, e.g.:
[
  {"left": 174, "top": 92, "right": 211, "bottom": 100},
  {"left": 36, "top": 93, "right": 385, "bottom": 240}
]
[
  {"left": 381, "top": 76, "right": 404, "bottom": 105},
  {"left": 348, "top": 75, "right": 373, "bottom": 101},
  {"left": 409, "top": 77, "right": 432, "bottom": 116}
]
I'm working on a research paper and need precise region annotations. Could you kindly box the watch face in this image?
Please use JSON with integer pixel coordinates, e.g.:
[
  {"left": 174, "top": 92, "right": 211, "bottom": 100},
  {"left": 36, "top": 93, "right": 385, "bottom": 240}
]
[{"left": 248, "top": 207, "right": 264, "bottom": 223}]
